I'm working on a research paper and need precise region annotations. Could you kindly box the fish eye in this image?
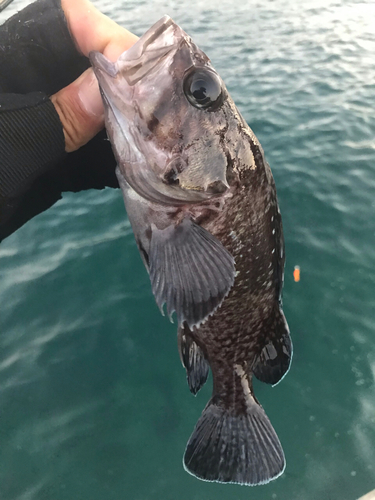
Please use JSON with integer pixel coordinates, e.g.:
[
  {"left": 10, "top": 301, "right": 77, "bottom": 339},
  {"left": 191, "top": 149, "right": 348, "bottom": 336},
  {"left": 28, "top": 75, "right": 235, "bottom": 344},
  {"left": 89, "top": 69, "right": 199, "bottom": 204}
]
[{"left": 183, "top": 67, "right": 223, "bottom": 110}]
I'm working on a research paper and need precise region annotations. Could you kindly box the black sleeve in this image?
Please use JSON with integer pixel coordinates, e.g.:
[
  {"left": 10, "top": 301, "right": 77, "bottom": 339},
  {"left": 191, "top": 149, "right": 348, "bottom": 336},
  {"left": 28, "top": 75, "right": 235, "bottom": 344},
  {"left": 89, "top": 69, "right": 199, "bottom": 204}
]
[
  {"left": 0, "top": 0, "right": 118, "bottom": 243},
  {"left": 0, "top": 91, "right": 66, "bottom": 230}
]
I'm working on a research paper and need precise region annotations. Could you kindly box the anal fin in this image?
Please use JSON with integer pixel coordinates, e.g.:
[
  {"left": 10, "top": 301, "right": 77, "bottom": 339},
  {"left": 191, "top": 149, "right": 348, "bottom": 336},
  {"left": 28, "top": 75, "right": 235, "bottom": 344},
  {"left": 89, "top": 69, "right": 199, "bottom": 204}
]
[
  {"left": 149, "top": 218, "right": 235, "bottom": 328},
  {"left": 253, "top": 309, "right": 292, "bottom": 386},
  {"left": 178, "top": 326, "right": 209, "bottom": 395}
]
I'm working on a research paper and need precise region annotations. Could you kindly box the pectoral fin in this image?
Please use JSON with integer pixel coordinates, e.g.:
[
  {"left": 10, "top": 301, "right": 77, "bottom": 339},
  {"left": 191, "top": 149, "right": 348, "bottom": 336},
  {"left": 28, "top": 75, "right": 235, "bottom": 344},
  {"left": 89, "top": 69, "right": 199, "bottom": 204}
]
[{"left": 149, "top": 218, "right": 235, "bottom": 328}]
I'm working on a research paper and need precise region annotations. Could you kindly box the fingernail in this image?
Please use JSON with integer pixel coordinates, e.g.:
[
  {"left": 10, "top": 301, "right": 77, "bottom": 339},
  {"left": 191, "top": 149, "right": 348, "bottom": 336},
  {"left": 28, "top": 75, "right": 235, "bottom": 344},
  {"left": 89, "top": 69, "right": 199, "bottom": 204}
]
[{"left": 77, "top": 68, "right": 104, "bottom": 118}]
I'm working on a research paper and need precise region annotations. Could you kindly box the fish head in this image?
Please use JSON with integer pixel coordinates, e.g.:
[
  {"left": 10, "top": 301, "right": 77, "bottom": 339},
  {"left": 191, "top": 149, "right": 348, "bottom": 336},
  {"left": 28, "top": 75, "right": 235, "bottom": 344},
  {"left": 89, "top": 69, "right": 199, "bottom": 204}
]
[{"left": 90, "top": 16, "right": 234, "bottom": 205}]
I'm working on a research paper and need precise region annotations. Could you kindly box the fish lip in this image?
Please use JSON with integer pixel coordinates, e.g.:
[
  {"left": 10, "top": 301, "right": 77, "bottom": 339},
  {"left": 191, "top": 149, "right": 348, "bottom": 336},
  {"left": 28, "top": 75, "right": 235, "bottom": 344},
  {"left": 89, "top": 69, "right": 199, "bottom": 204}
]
[
  {"left": 90, "top": 16, "right": 184, "bottom": 85},
  {"left": 133, "top": 15, "right": 176, "bottom": 57},
  {"left": 89, "top": 51, "right": 117, "bottom": 78}
]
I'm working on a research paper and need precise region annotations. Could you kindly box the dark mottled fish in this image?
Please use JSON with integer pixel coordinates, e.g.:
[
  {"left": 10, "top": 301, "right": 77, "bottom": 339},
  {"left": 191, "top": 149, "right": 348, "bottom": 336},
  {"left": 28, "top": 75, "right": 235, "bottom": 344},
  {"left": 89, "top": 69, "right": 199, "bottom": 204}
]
[{"left": 90, "top": 16, "right": 292, "bottom": 486}]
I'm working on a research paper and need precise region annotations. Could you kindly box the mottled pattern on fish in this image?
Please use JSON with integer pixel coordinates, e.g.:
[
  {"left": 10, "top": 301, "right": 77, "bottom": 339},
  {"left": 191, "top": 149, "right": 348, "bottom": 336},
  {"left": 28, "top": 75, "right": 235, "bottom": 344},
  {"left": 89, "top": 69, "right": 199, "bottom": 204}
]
[
  {"left": 194, "top": 103, "right": 285, "bottom": 369},
  {"left": 90, "top": 15, "right": 292, "bottom": 487}
]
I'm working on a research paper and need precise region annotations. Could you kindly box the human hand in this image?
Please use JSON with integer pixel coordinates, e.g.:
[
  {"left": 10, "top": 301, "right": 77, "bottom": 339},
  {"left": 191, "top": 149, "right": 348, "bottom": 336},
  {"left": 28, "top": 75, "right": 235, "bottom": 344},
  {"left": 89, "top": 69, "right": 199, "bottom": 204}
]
[{"left": 50, "top": 0, "right": 138, "bottom": 153}]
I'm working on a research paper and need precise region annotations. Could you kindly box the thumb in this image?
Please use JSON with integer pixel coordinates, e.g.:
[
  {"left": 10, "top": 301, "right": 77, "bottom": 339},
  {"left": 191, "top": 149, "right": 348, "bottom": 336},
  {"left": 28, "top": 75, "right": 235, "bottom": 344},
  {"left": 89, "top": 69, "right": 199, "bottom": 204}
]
[{"left": 50, "top": 68, "right": 105, "bottom": 153}]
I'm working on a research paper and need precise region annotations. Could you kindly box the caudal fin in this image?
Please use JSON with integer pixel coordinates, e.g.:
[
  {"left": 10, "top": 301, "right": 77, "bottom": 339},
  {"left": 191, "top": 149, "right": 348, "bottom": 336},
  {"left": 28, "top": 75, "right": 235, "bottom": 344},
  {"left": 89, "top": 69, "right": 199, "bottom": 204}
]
[{"left": 183, "top": 399, "right": 285, "bottom": 486}]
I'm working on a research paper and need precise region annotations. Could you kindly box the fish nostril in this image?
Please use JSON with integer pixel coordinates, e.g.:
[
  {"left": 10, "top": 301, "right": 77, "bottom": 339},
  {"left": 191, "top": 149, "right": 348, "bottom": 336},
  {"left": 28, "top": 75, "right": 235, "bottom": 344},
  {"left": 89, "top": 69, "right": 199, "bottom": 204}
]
[
  {"left": 206, "top": 180, "right": 228, "bottom": 194},
  {"left": 163, "top": 167, "right": 180, "bottom": 185},
  {"left": 163, "top": 157, "right": 186, "bottom": 185}
]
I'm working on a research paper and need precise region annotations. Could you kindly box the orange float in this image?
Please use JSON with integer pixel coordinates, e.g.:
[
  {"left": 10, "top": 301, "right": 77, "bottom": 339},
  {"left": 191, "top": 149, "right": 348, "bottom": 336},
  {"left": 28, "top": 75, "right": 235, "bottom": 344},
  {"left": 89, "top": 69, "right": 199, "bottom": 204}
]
[{"left": 293, "top": 266, "right": 300, "bottom": 282}]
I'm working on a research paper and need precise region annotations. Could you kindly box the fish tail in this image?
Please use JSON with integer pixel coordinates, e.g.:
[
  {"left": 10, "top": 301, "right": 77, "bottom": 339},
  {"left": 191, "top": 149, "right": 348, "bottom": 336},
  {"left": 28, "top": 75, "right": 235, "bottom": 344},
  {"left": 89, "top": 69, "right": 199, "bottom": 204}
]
[{"left": 183, "top": 375, "right": 285, "bottom": 485}]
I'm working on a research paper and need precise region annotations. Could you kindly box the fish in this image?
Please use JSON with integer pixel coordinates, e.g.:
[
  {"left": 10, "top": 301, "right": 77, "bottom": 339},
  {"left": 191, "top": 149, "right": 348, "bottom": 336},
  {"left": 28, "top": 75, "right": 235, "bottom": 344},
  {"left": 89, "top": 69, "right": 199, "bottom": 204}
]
[{"left": 90, "top": 15, "right": 292, "bottom": 486}]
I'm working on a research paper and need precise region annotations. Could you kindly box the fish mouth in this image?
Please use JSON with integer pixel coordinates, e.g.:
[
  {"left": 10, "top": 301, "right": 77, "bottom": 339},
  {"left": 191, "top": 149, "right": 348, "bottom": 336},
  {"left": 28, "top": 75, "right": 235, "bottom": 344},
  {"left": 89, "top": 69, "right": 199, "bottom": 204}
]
[
  {"left": 90, "top": 16, "right": 184, "bottom": 86},
  {"left": 89, "top": 16, "right": 186, "bottom": 129}
]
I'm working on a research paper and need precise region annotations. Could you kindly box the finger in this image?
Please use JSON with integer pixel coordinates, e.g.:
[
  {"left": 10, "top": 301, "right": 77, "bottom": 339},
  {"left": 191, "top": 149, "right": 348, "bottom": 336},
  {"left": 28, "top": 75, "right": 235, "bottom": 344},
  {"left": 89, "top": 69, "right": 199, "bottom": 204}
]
[
  {"left": 50, "top": 68, "right": 104, "bottom": 153},
  {"left": 61, "top": 0, "right": 138, "bottom": 61}
]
